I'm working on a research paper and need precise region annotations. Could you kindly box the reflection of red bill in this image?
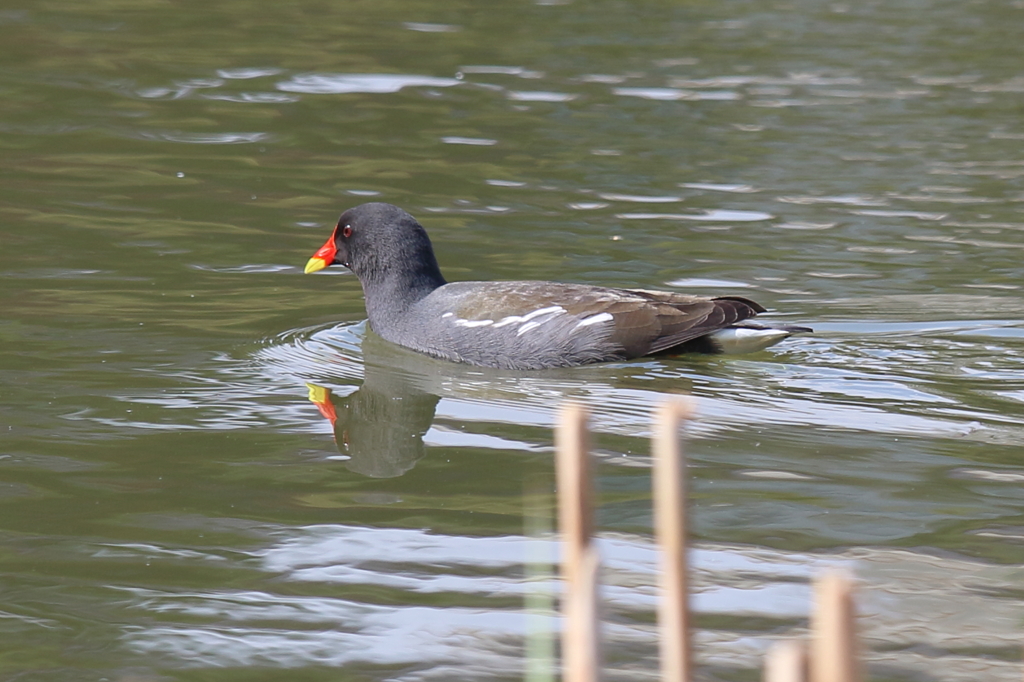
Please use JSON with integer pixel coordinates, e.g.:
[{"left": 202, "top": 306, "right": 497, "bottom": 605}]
[{"left": 306, "top": 383, "right": 338, "bottom": 426}]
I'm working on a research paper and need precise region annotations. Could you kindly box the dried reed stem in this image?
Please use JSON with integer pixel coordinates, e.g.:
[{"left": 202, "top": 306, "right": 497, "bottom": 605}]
[
  {"left": 811, "top": 571, "right": 860, "bottom": 682},
  {"left": 653, "top": 398, "right": 695, "bottom": 682},
  {"left": 556, "top": 402, "right": 601, "bottom": 682},
  {"left": 764, "top": 640, "right": 809, "bottom": 682}
]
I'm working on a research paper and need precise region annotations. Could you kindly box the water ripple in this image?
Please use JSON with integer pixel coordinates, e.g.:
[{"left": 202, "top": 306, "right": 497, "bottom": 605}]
[
  {"left": 276, "top": 73, "right": 462, "bottom": 95},
  {"left": 114, "top": 525, "right": 1024, "bottom": 681}
]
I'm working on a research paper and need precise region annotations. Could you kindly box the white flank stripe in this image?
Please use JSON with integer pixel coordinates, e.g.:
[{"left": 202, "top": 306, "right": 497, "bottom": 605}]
[
  {"left": 521, "top": 305, "right": 565, "bottom": 321},
  {"left": 517, "top": 321, "right": 544, "bottom": 335},
  {"left": 454, "top": 318, "right": 494, "bottom": 328},
  {"left": 515, "top": 307, "right": 567, "bottom": 336},
  {"left": 575, "top": 312, "right": 614, "bottom": 328},
  {"left": 495, "top": 305, "right": 566, "bottom": 328}
]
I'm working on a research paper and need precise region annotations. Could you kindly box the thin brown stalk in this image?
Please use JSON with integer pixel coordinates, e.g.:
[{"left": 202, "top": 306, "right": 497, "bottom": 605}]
[
  {"left": 764, "top": 640, "right": 808, "bottom": 682},
  {"left": 556, "top": 402, "right": 600, "bottom": 682},
  {"left": 653, "top": 398, "right": 695, "bottom": 682},
  {"left": 811, "top": 571, "right": 860, "bottom": 682}
]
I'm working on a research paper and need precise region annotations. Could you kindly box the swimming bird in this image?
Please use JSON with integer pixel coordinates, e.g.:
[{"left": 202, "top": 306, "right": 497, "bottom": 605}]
[{"left": 304, "top": 202, "right": 810, "bottom": 370}]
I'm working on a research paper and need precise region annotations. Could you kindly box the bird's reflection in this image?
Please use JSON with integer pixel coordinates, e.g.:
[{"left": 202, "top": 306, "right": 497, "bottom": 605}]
[
  {"left": 306, "top": 337, "right": 441, "bottom": 478},
  {"left": 301, "top": 326, "right": 703, "bottom": 479}
]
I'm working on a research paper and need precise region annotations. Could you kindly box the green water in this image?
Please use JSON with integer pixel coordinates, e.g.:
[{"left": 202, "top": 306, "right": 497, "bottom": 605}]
[{"left": 3, "top": 1, "right": 1024, "bottom": 680}]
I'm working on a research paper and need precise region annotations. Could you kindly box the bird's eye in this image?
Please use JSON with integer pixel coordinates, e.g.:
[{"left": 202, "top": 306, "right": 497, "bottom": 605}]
[{"left": 342, "top": 225, "right": 353, "bottom": 238}]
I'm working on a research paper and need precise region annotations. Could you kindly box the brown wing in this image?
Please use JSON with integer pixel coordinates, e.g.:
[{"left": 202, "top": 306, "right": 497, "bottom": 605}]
[
  {"left": 604, "top": 291, "right": 765, "bottom": 356},
  {"left": 446, "top": 281, "right": 765, "bottom": 359}
]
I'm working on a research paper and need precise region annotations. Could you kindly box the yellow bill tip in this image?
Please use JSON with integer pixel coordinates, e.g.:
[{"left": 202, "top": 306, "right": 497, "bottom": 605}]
[
  {"left": 306, "top": 382, "right": 330, "bottom": 403},
  {"left": 304, "top": 257, "right": 329, "bottom": 274},
  {"left": 305, "top": 382, "right": 338, "bottom": 424}
]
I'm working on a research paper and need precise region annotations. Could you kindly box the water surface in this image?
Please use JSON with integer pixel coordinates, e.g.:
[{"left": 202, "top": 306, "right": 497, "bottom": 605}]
[{"left": 2, "top": 1, "right": 1024, "bottom": 680}]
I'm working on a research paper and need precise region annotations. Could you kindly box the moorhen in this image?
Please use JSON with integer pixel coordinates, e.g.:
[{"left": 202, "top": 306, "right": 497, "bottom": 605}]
[{"left": 304, "top": 203, "right": 810, "bottom": 370}]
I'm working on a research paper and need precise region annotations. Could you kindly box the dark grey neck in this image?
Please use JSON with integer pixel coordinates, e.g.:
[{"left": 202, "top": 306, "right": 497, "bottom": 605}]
[{"left": 359, "top": 257, "right": 447, "bottom": 331}]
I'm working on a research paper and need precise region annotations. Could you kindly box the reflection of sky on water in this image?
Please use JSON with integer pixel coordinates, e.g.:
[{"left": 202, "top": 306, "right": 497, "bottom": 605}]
[
  {"left": 119, "top": 523, "right": 1023, "bottom": 680},
  {"left": 78, "top": 318, "right": 1021, "bottom": 448},
  {"left": 4, "top": 1, "right": 1024, "bottom": 678}
]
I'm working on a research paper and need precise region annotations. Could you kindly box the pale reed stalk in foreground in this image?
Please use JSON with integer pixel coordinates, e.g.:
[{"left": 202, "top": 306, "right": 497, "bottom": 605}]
[
  {"left": 653, "top": 398, "right": 695, "bottom": 682},
  {"left": 556, "top": 403, "right": 601, "bottom": 682},
  {"left": 764, "top": 640, "right": 808, "bottom": 682},
  {"left": 811, "top": 571, "right": 860, "bottom": 682}
]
